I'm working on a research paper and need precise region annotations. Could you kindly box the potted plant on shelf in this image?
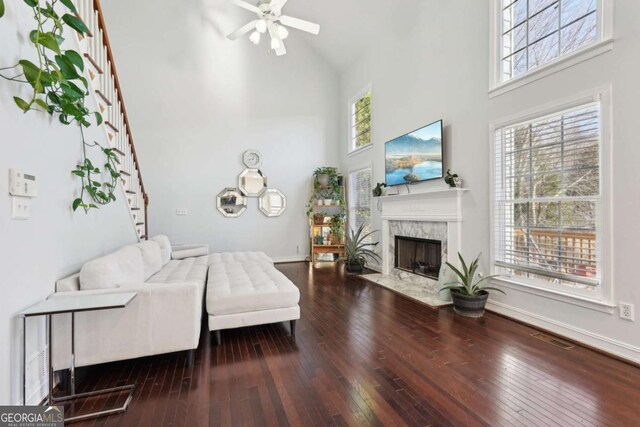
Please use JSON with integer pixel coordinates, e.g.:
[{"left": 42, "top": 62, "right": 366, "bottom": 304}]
[
  {"left": 345, "top": 224, "right": 381, "bottom": 273},
  {"left": 328, "top": 213, "right": 346, "bottom": 244},
  {"left": 314, "top": 167, "right": 338, "bottom": 187},
  {"left": 317, "top": 188, "right": 334, "bottom": 206},
  {"left": 444, "top": 169, "right": 462, "bottom": 188},
  {"left": 313, "top": 213, "right": 325, "bottom": 225},
  {"left": 440, "top": 253, "right": 505, "bottom": 318}
]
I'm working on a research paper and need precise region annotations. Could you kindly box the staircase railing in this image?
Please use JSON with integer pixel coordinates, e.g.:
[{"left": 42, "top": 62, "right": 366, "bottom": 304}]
[{"left": 75, "top": 0, "right": 149, "bottom": 239}]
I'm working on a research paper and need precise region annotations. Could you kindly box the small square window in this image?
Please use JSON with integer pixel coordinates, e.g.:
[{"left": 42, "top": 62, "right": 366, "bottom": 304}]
[
  {"left": 349, "top": 88, "right": 372, "bottom": 153},
  {"left": 500, "top": 0, "right": 599, "bottom": 82}
]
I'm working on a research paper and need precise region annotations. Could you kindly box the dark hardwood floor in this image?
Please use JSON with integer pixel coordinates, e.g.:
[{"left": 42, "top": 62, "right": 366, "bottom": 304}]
[{"left": 65, "top": 262, "right": 640, "bottom": 426}]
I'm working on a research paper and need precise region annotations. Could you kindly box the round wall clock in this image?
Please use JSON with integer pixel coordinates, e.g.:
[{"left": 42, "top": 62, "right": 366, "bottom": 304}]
[{"left": 243, "top": 150, "right": 263, "bottom": 168}]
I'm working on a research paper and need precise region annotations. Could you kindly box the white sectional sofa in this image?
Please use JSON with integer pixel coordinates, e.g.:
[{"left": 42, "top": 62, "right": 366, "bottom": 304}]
[
  {"left": 51, "top": 235, "right": 208, "bottom": 370},
  {"left": 50, "top": 235, "right": 301, "bottom": 372},
  {"left": 207, "top": 253, "right": 300, "bottom": 344}
]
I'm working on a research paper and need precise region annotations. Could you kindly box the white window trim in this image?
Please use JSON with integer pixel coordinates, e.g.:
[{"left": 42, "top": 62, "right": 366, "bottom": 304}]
[
  {"left": 489, "top": 86, "right": 614, "bottom": 310},
  {"left": 489, "top": 0, "right": 614, "bottom": 97},
  {"left": 348, "top": 84, "right": 373, "bottom": 155}
]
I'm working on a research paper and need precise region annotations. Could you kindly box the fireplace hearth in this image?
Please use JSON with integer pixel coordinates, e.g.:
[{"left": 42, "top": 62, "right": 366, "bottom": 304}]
[{"left": 394, "top": 236, "right": 442, "bottom": 280}]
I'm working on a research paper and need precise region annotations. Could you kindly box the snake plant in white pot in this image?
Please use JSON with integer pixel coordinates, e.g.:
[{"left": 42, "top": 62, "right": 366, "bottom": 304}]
[{"left": 440, "top": 253, "right": 505, "bottom": 318}]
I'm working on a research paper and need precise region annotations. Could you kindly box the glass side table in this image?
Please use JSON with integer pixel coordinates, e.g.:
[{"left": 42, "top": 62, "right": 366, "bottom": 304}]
[{"left": 20, "top": 292, "right": 138, "bottom": 423}]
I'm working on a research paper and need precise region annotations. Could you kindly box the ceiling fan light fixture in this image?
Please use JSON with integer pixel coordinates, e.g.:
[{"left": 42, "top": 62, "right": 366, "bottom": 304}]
[
  {"left": 249, "top": 31, "right": 261, "bottom": 44},
  {"left": 277, "top": 24, "right": 289, "bottom": 39},
  {"left": 270, "top": 37, "right": 281, "bottom": 50},
  {"left": 255, "top": 19, "right": 267, "bottom": 33}
]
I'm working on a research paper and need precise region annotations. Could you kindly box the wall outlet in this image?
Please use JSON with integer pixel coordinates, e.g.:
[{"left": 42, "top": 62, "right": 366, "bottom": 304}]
[
  {"left": 619, "top": 302, "right": 635, "bottom": 321},
  {"left": 176, "top": 208, "right": 188, "bottom": 216},
  {"left": 12, "top": 196, "right": 30, "bottom": 220}
]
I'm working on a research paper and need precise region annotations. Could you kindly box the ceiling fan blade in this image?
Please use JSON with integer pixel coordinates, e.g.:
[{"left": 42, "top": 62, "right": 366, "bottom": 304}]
[
  {"left": 227, "top": 20, "right": 258, "bottom": 40},
  {"left": 232, "top": 0, "right": 260, "bottom": 14},
  {"left": 279, "top": 15, "right": 320, "bottom": 35}
]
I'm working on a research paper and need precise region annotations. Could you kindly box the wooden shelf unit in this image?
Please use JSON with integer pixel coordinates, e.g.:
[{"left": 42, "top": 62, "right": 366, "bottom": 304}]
[{"left": 309, "top": 175, "right": 346, "bottom": 263}]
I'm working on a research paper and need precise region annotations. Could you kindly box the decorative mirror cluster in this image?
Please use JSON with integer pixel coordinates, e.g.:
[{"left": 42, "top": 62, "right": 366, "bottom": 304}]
[{"left": 216, "top": 150, "right": 287, "bottom": 218}]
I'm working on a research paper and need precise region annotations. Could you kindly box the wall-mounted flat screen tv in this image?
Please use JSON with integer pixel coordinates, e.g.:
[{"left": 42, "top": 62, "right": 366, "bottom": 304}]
[{"left": 385, "top": 119, "right": 444, "bottom": 186}]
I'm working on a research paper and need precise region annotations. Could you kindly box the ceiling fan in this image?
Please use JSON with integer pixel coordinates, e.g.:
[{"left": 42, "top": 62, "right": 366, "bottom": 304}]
[{"left": 226, "top": 0, "right": 320, "bottom": 56}]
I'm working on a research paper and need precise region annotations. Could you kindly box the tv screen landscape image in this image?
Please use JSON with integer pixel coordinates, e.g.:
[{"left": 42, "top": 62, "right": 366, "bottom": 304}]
[{"left": 385, "top": 120, "right": 443, "bottom": 186}]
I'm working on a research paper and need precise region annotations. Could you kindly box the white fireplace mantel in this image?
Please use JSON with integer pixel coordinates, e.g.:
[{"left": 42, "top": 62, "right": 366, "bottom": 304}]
[{"left": 379, "top": 188, "right": 467, "bottom": 276}]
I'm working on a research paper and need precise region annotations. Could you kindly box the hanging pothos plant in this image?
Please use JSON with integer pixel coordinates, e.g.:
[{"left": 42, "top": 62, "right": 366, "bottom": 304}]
[{"left": 0, "top": 0, "right": 121, "bottom": 213}]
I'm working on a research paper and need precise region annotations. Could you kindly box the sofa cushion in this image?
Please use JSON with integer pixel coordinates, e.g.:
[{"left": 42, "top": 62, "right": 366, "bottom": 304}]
[
  {"left": 208, "top": 251, "right": 273, "bottom": 265},
  {"left": 137, "top": 241, "right": 163, "bottom": 280},
  {"left": 206, "top": 261, "right": 299, "bottom": 316},
  {"left": 151, "top": 235, "right": 172, "bottom": 265},
  {"left": 79, "top": 245, "right": 144, "bottom": 290},
  {"left": 149, "top": 255, "right": 209, "bottom": 287}
]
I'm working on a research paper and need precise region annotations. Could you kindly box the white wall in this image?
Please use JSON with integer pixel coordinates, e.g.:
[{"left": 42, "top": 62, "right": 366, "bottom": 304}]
[
  {"left": 0, "top": 1, "right": 138, "bottom": 404},
  {"left": 339, "top": 1, "right": 640, "bottom": 362},
  {"left": 100, "top": 0, "right": 340, "bottom": 260}
]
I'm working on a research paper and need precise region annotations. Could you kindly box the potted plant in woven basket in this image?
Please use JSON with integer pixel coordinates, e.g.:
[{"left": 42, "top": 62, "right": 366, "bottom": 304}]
[{"left": 440, "top": 253, "right": 505, "bottom": 318}]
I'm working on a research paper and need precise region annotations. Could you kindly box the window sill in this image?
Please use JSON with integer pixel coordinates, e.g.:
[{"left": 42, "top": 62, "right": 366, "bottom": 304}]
[
  {"left": 491, "top": 276, "right": 616, "bottom": 314},
  {"left": 489, "top": 39, "right": 614, "bottom": 99},
  {"left": 347, "top": 143, "right": 373, "bottom": 157}
]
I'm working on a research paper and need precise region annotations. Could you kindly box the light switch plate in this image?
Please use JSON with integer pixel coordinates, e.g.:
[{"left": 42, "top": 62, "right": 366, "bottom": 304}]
[
  {"left": 176, "top": 208, "right": 188, "bottom": 216},
  {"left": 12, "top": 196, "right": 30, "bottom": 220}
]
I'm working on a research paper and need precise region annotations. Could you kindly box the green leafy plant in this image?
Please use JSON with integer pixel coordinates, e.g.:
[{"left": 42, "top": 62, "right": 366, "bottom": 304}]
[
  {"left": 0, "top": 0, "right": 120, "bottom": 212},
  {"left": 444, "top": 169, "right": 459, "bottom": 188},
  {"left": 441, "top": 253, "right": 505, "bottom": 296},
  {"left": 317, "top": 187, "right": 334, "bottom": 200},
  {"left": 328, "top": 212, "right": 345, "bottom": 243},
  {"left": 312, "top": 167, "right": 343, "bottom": 207},
  {"left": 345, "top": 224, "right": 381, "bottom": 268},
  {"left": 313, "top": 167, "right": 337, "bottom": 177},
  {"left": 71, "top": 134, "right": 121, "bottom": 212}
]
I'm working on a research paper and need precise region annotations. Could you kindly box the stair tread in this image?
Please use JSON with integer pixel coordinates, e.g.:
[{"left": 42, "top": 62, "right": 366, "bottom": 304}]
[
  {"left": 83, "top": 54, "right": 104, "bottom": 75},
  {"left": 95, "top": 90, "right": 113, "bottom": 106},
  {"left": 105, "top": 121, "right": 119, "bottom": 132}
]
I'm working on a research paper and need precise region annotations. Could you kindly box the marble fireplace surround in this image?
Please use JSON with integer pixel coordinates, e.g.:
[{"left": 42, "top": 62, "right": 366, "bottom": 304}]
[{"left": 365, "top": 188, "right": 466, "bottom": 307}]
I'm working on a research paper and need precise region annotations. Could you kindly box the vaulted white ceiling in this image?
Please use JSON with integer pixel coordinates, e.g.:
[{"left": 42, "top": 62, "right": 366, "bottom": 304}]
[{"left": 229, "top": 0, "right": 426, "bottom": 70}]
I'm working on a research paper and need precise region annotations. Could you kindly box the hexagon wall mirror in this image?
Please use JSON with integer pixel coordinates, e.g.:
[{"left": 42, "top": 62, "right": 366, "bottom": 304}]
[
  {"left": 259, "top": 189, "right": 287, "bottom": 217},
  {"left": 216, "top": 188, "right": 247, "bottom": 218},
  {"left": 238, "top": 168, "right": 267, "bottom": 197}
]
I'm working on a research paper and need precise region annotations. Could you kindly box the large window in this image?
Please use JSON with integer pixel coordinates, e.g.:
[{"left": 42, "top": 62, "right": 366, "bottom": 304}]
[
  {"left": 348, "top": 167, "right": 372, "bottom": 240},
  {"left": 493, "top": 101, "right": 601, "bottom": 293},
  {"left": 501, "top": 0, "right": 598, "bottom": 82},
  {"left": 349, "top": 87, "right": 372, "bottom": 153}
]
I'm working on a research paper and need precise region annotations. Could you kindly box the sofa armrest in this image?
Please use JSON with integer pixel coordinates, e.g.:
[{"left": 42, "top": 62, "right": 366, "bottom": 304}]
[
  {"left": 171, "top": 244, "right": 209, "bottom": 259},
  {"left": 51, "top": 282, "right": 203, "bottom": 370}
]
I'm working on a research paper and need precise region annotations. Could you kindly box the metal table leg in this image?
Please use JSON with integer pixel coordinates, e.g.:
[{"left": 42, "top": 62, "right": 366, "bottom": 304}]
[
  {"left": 22, "top": 316, "right": 26, "bottom": 406},
  {"left": 48, "top": 312, "right": 136, "bottom": 423}
]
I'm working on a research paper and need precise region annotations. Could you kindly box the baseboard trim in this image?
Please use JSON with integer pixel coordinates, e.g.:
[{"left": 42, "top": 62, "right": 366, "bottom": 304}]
[
  {"left": 486, "top": 300, "right": 640, "bottom": 365},
  {"left": 273, "top": 256, "right": 308, "bottom": 264}
]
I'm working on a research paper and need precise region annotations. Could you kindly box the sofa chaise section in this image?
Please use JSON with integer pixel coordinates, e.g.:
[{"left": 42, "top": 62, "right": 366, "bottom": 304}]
[{"left": 206, "top": 253, "right": 300, "bottom": 344}]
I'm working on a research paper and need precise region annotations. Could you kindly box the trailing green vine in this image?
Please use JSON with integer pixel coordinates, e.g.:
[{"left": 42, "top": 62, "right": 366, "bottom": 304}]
[{"left": 0, "top": 0, "right": 121, "bottom": 213}]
